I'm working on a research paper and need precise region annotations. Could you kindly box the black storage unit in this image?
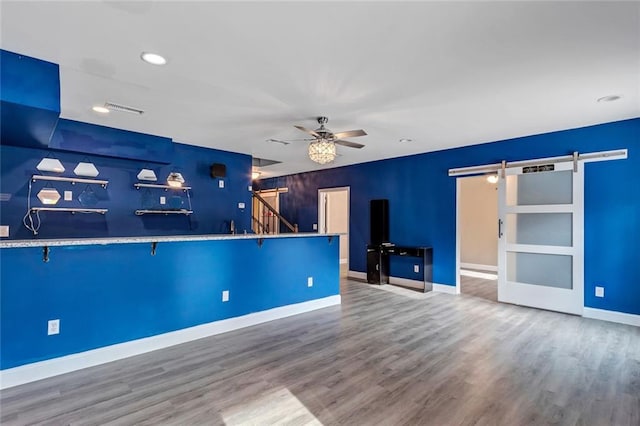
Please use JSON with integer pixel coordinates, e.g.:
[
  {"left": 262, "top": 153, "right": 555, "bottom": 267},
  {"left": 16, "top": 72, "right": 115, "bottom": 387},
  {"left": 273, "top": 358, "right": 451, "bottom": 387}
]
[
  {"left": 367, "top": 244, "right": 389, "bottom": 284},
  {"left": 370, "top": 199, "right": 389, "bottom": 245},
  {"left": 367, "top": 245, "right": 433, "bottom": 292}
]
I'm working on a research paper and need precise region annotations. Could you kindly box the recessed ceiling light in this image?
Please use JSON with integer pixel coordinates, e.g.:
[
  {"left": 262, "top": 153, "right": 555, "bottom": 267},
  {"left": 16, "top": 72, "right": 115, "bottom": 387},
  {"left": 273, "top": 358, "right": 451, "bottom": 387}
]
[
  {"left": 399, "top": 138, "right": 413, "bottom": 143},
  {"left": 597, "top": 95, "right": 621, "bottom": 103},
  {"left": 92, "top": 105, "right": 110, "bottom": 114},
  {"left": 140, "top": 52, "right": 167, "bottom": 65}
]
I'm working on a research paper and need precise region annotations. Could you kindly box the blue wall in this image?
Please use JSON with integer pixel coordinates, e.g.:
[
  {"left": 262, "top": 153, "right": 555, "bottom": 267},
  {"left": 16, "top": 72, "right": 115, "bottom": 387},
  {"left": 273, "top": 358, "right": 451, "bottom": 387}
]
[
  {"left": 259, "top": 118, "right": 640, "bottom": 315},
  {"left": 0, "top": 236, "right": 339, "bottom": 369},
  {"left": 0, "top": 142, "right": 253, "bottom": 239}
]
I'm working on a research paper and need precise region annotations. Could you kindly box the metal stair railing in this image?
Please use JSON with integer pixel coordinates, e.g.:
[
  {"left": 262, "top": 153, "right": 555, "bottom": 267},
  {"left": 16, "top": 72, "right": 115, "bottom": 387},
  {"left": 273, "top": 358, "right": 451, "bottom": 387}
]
[{"left": 252, "top": 192, "right": 298, "bottom": 234}]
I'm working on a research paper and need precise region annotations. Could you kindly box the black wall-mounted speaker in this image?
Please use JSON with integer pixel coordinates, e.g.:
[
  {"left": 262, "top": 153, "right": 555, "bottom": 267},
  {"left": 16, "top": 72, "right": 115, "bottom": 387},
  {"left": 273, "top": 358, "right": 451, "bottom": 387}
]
[
  {"left": 370, "top": 199, "right": 389, "bottom": 245},
  {"left": 210, "top": 163, "right": 226, "bottom": 178}
]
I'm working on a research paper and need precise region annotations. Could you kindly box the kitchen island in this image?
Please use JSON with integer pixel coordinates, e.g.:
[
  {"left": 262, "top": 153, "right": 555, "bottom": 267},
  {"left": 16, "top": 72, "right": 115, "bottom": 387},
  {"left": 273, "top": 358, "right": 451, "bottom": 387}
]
[{"left": 0, "top": 233, "right": 340, "bottom": 388}]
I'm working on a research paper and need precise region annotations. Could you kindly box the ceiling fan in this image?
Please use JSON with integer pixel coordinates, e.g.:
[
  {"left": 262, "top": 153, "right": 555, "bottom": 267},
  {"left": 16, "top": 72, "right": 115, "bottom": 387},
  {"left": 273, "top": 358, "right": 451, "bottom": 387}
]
[{"left": 269, "top": 116, "right": 367, "bottom": 164}]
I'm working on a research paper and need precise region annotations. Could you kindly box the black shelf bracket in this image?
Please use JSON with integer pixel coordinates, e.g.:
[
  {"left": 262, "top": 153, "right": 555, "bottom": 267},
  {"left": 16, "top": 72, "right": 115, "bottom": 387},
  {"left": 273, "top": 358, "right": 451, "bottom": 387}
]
[
  {"left": 327, "top": 235, "right": 335, "bottom": 244},
  {"left": 43, "top": 246, "right": 50, "bottom": 263},
  {"left": 151, "top": 241, "right": 158, "bottom": 256},
  {"left": 256, "top": 238, "right": 264, "bottom": 248}
]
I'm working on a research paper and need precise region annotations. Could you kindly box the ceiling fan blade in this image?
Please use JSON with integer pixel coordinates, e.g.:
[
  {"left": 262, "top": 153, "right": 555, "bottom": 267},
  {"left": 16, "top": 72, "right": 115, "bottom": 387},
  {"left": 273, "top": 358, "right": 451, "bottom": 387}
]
[
  {"left": 332, "top": 129, "right": 367, "bottom": 139},
  {"left": 334, "top": 139, "right": 365, "bottom": 149},
  {"left": 294, "top": 125, "right": 320, "bottom": 138}
]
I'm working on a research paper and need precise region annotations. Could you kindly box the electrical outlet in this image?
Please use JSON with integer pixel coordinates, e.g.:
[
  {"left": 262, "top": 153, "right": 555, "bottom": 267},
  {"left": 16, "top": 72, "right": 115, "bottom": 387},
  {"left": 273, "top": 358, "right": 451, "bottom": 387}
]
[
  {"left": 414, "top": 264, "right": 420, "bottom": 273},
  {"left": 64, "top": 191, "right": 73, "bottom": 201},
  {"left": 47, "top": 319, "right": 60, "bottom": 335},
  {"left": 238, "top": 202, "right": 245, "bottom": 209},
  {"left": 160, "top": 196, "right": 166, "bottom": 205},
  {"left": 222, "top": 290, "right": 229, "bottom": 302},
  {"left": 0, "top": 225, "right": 9, "bottom": 237},
  {"left": 595, "top": 286, "right": 605, "bottom": 298},
  {"left": 312, "top": 223, "right": 318, "bottom": 230},
  {"left": 307, "top": 277, "right": 313, "bottom": 287},
  {"left": 218, "top": 180, "right": 225, "bottom": 189}
]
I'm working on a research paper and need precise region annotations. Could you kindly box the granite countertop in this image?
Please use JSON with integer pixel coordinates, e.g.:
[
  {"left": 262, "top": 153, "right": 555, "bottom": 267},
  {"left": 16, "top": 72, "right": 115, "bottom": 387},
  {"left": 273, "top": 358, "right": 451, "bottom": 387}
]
[{"left": 0, "top": 232, "right": 337, "bottom": 248}]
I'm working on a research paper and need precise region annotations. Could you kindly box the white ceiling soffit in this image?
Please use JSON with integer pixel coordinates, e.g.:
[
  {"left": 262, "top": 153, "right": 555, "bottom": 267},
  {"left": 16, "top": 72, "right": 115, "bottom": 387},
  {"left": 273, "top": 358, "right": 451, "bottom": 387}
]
[{"left": 1, "top": 1, "right": 638, "bottom": 178}]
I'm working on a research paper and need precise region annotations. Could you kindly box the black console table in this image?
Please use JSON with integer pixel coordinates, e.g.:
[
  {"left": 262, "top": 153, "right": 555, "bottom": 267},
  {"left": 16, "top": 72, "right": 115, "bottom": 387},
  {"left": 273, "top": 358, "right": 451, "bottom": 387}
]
[{"left": 366, "top": 244, "right": 433, "bottom": 292}]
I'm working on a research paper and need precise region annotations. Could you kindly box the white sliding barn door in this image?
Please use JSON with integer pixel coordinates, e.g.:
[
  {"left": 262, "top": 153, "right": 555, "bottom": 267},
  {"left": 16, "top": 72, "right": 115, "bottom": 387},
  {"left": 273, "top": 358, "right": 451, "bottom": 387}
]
[{"left": 497, "top": 161, "right": 584, "bottom": 315}]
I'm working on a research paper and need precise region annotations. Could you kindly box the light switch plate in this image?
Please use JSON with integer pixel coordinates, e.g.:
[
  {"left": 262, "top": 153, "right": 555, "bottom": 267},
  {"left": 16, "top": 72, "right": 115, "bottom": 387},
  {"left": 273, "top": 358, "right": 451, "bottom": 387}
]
[
  {"left": 313, "top": 223, "right": 318, "bottom": 230},
  {"left": 238, "top": 202, "right": 245, "bottom": 209},
  {"left": 307, "top": 277, "right": 313, "bottom": 287},
  {"left": 222, "top": 290, "right": 229, "bottom": 302},
  {"left": 48, "top": 319, "right": 60, "bottom": 335},
  {"left": 64, "top": 191, "right": 73, "bottom": 201},
  {"left": 248, "top": 185, "right": 252, "bottom": 191},
  {"left": 160, "top": 196, "right": 166, "bottom": 205},
  {"left": 414, "top": 265, "right": 420, "bottom": 273},
  {"left": 218, "top": 180, "right": 225, "bottom": 188},
  {"left": 0, "top": 225, "right": 9, "bottom": 237},
  {"left": 595, "top": 286, "right": 604, "bottom": 298}
]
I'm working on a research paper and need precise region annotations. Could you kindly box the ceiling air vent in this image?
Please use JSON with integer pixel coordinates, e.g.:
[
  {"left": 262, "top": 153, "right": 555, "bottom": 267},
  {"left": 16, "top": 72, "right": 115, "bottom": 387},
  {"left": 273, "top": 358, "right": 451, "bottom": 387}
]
[{"left": 104, "top": 102, "right": 145, "bottom": 115}]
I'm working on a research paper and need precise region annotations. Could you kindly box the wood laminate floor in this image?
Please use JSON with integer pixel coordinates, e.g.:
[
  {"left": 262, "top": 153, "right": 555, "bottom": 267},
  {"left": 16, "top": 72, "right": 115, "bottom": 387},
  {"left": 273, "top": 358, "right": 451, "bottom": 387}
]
[
  {"left": 1, "top": 279, "right": 639, "bottom": 426},
  {"left": 460, "top": 274, "right": 498, "bottom": 302}
]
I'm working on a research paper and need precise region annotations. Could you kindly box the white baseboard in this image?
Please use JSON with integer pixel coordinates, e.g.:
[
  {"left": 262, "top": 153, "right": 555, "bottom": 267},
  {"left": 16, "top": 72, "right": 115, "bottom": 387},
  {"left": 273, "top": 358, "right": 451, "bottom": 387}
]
[
  {"left": 348, "top": 270, "right": 457, "bottom": 295},
  {"left": 460, "top": 269, "right": 498, "bottom": 280},
  {"left": 0, "top": 295, "right": 341, "bottom": 390},
  {"left": 583, "top": 307, "right": 640, "bottom": 327},
  {"left": 460, "top": 262, "right": 497, "bottom": 272},
  {"left": 389, "top": 276, "right": 424, "bottom": 289},
  {"left": 433, "top": 283, "right": 458, "bottom": 294}
]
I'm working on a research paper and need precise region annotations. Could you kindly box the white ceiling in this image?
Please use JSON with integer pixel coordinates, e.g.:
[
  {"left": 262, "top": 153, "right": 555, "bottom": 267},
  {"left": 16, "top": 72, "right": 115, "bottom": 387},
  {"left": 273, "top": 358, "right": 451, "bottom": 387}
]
[{"left": 1, "top": 1, "right": 638, "bottom": 177}]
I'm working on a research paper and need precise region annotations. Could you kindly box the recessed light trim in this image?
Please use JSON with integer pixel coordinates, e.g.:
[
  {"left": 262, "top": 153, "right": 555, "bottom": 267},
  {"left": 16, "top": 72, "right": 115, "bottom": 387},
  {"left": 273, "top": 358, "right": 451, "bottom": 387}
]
[
  {"left": 597, "top": 95, "right": 621, "bottom": 103},
  {"left": 92, "top": 106, "right": 110, "bottom": 114},
  {"left": 141, "top": 52, "right": 167, "bottom": 65}
]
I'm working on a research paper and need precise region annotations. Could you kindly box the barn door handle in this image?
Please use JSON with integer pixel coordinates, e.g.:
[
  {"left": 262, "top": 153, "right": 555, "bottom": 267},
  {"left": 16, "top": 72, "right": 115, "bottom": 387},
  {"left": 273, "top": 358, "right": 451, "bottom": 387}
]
[{"left": 498, "top": 219, "right": 503, "bottom": 238}]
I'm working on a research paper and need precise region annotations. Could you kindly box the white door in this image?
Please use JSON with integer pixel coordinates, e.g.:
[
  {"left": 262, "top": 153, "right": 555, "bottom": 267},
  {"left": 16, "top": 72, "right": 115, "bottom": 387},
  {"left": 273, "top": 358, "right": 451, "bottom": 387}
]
[{"left": 497, "top": 161, "right": 584, "bottom": 315}]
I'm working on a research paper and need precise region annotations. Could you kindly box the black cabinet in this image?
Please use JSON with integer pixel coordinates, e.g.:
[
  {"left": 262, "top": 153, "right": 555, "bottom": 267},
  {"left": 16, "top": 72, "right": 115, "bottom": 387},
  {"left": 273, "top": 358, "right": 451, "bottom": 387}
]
[
  {"left": 366, "top": 245, "right": 433, "bottom": 292},
  {"left": 367, "top": 245, "right": 389, "bottom": 284}
]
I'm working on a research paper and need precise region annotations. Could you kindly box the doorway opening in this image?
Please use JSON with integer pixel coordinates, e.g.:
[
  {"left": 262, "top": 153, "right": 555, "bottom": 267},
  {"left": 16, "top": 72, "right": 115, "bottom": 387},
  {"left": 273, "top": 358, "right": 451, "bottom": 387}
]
[
  {"left": 318, "top": 187, "right": 350, "bottom": 277},
  {"left": 457, "top": 175, "right": 498, "bottom": 302}
]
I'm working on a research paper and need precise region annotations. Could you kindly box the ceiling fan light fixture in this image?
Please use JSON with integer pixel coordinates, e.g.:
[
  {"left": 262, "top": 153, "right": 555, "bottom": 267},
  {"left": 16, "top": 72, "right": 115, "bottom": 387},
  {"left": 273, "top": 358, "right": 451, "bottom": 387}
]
[{"left": 308, "top": 140, "right": 337, "bottom": 164}]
